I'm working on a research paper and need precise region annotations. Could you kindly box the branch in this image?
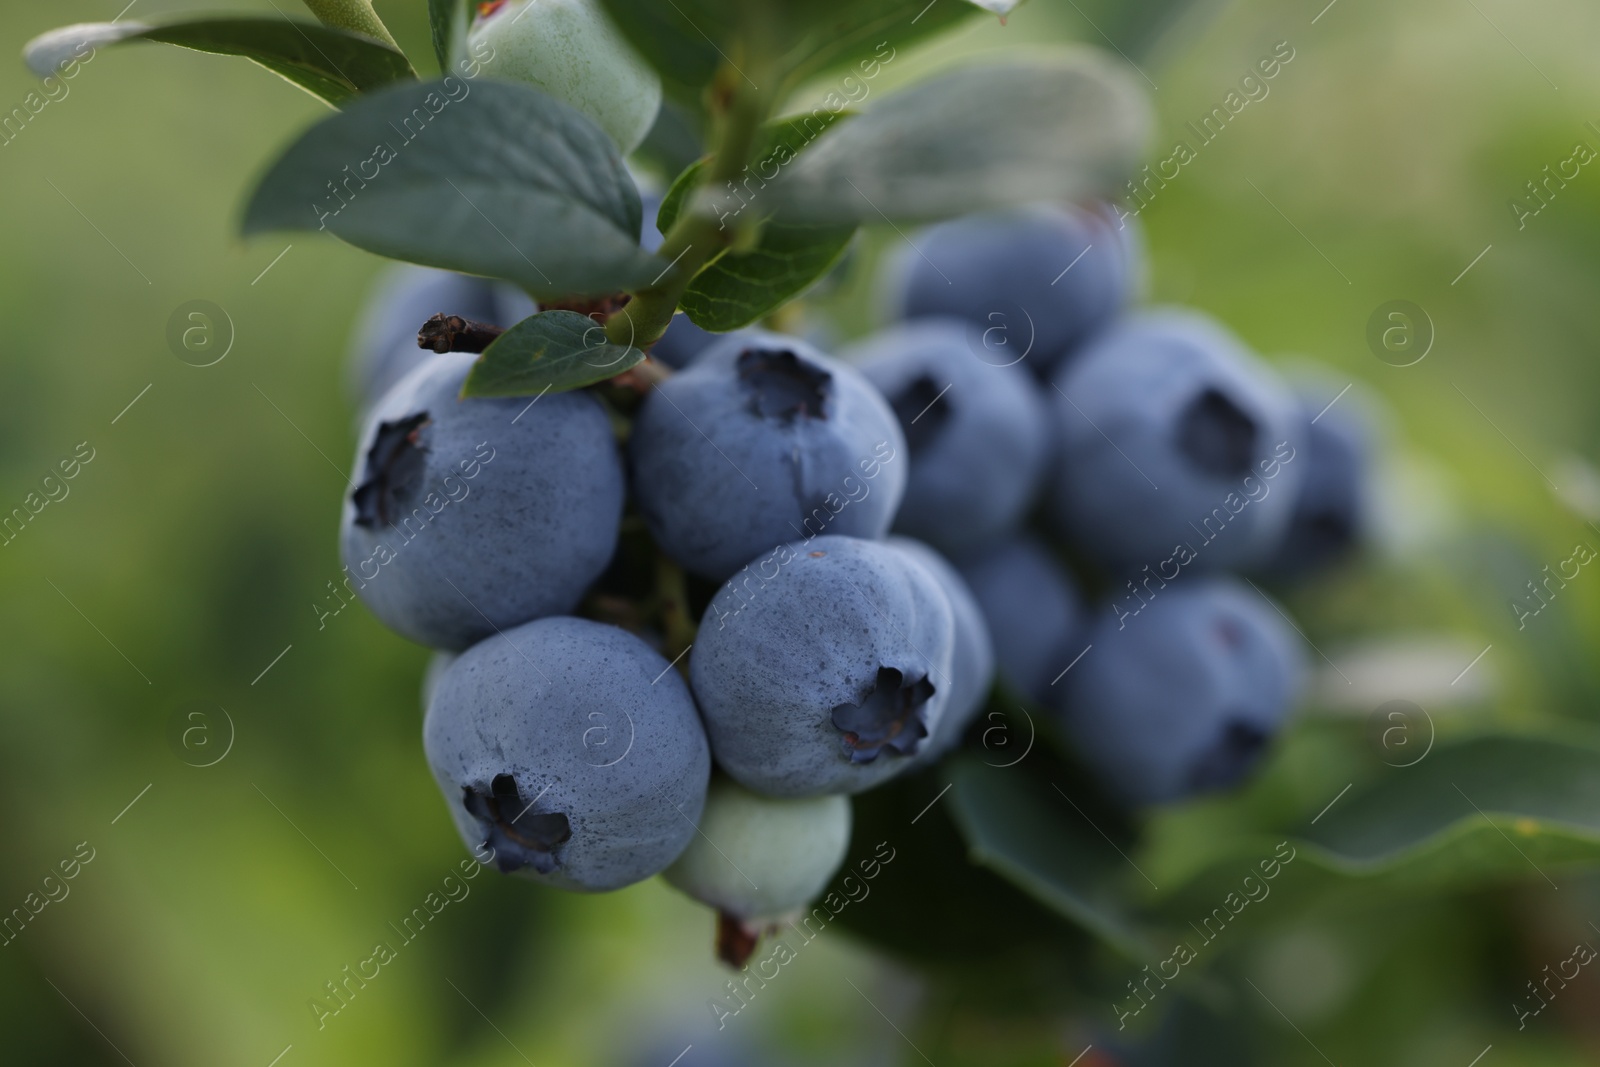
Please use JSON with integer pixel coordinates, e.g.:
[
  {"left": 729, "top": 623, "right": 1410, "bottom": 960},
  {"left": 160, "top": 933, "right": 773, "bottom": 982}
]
[{"left": 417, "top": 314, "right": 505, "bottom": 354}]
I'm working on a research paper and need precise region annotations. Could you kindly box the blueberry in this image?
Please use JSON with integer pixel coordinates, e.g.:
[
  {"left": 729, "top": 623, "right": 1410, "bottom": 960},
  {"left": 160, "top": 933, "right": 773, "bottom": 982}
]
[
  {"left": 664, "top": 776, "right": 851, "bottom": 920},
  {"left": 954, "top": 534, "right": 1084, "bottom": 704},
  {"left": 849, "top": 320, "right": 1052, "bottom": 554},
  {"left": 348, "top": 265, "right": 499, "bottom": 411},
  {"left": 424, "top": 617, "right": 711, "bottom": 891},
  {"left": 1047, "top": 308, "right": 1305, "bottom": 572},
  {"left": 630, "top": 332, "right": 907, "bottom": 582},
  {"left": 1261, "top": 380, "right": 1372, "bottom": 576},
  {"left": 690, "top": 535, "right": 955, "bottom": 796},
  {"left": 887, "top": 203, "right": 1134, "bottom": 372},
  {"left": 468, "top": 0, "right": 662, "bottom": 154},
  {"left": 889, "top": 537, "right": 996, "bottom": 763},
  {"left": 340, "top": 353, "right": 625, "bottom": 650},
  {"left": 1056, "top": 578, "right": 1305, "bottom": 806},
  {"left": 650, "top": 314, "right": 720, "bottom": 369}
]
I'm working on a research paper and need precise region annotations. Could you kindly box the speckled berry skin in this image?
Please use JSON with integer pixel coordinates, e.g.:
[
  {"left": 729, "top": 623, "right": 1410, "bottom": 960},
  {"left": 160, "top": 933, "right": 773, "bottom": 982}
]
[
  {"left": 348, "top": 265, "right": 499, "bottom": 412},
  {"left": 424, "top": 617, "right": 711, "bottom": 891},
  {"left": 890, "top": 537, "right": 995, "bottom": 764},
  {"left": 1057, "top": 578, "right": 1305, "bottom": 807},
  {"left": 955, "top": 534, "right": 1084, "bottom": 705},
  {"left": 340, "top": 353, "right": 624, "bottom": 650},
  {"left": 664, "top": 777, "right": 851, "bottom": 920},
  {"left": 849, "top": 319, "right": 1052, "bottom": 555},
  {"left": 691, "top": 535, "right": 955, "bottom": 797},
  {"left": 1047, "top": 308, "right": 1305, "bottom": 572},
  {"left": 888, "top": 203, "right": 1134, "bottom": 372},
  {"left": 469, "top": 0, "right": 662, "bottom": 154},
  {"left": 630, "top": 332, "right": 907, "bottom": 583}
]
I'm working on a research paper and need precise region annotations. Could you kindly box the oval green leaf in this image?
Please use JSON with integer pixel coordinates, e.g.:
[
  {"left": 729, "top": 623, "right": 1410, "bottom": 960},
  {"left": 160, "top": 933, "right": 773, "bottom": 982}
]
[
  {"left": 242, "top": 79, "right": 664, "bottom": 300},
  {"left": 767, "top": 50, "right": 1153, "bottom": 223},
  {"left": 462, "top": 311, "right": 643, "bottom": 398},
  {"left": 24, "top": 19, "right": 415, "bottom": 108}
]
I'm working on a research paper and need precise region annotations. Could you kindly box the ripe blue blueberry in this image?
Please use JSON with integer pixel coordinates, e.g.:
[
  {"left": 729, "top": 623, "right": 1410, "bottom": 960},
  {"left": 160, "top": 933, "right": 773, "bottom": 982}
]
[
  {"left": 340, "top": 353, "right": 625, "bottom": 650},
  {"left": 849, "top": 319, "right": 1052, "bottom": 555},
  {"left": 889, "top": 537, "right": 996, "bottom": 763},
  {"left": 1261, "top": 380, "right": 1372, "bottom": 576},
  {"left": 888, "top": 203, "right": 1134, "bottom": 372},
  {"left": 663, "top": 777, "right": 851, "bottom": 921},
  {"left": 630, "top": 332, "right": 907, "bottom": 582},
  {"left": 690, "top": 535, "right": 955, "bottom": 796},
  {"left": 424, "top": 616, "right": 711, "bottom": 891},
  {"left": 954, "top": 534, "right": 1084, "bottom": 704},
  {"left": 1056, "top": 578, "right": 1305, "bottom": 806},
  {"left": 1047, "top": 308, "right": 1305, "bottom": 573},
  {"left": 349, "top": 265, "right": 499, "bottom": 411}
]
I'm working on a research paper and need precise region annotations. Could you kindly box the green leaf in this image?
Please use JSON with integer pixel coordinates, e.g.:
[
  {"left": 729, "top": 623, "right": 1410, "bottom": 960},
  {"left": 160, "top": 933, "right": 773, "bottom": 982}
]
[
  {"left": 462, "top": 311, "right": 644, "bottom": 398},
  {"left": 654, "top": 112, "right": 855, "bottom": 329},
  {"left": 679, "top": 222, "right": 854, "bottom": 330},
  {"left": 242, "top": 79, "right": 663, "bottom": 300},
  {"left": 427, "top": 0, "right": 467, "bottom": 71},
  {"left": 596, "top": 0, "right": 977, "bottom": 100},
  {"left": 23, "top": 19, "right": 415, "bottom": 108},
  {"left": 947, "top": 756, "right": 1155, "bottom": 960},
  {"left": 765, "top": 50, "right": 1152, "bottom": 223},
  {"left": 1297, "top": 734, "right": 1600, "bottom": 886}
]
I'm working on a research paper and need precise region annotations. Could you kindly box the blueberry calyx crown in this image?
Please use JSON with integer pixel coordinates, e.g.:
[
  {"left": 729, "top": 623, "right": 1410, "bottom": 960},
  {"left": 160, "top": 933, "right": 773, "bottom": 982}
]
[
  {"left": 831, "top": 666, "right": 935, "bottom": 764},
  {"left": 1176, "top": 387, "right": 1257, "bottom": 479},
  {"left": 737, "top": 348, "right": 832, "bottom": 421},
  {"left": 1186, "top": 718, "right": 1270, "bottom": 793},
  {"left": 462, "top": 773, "right": 572, "bottom": 875},
  {"left": 889, "top": 374, "right": 952, "bottom": 454},
  {"left": 352, "top": 411, "right": 431, "bottom": 528}
]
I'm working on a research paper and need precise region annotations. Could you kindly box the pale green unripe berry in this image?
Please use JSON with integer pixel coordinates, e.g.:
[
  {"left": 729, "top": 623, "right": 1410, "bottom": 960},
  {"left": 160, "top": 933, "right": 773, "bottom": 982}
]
[
  {"left": 469, "top": 0, "right": 662, "bottom": 154},
  {"left": 664, "top": 778, "right": 851, "bottom": 921}
]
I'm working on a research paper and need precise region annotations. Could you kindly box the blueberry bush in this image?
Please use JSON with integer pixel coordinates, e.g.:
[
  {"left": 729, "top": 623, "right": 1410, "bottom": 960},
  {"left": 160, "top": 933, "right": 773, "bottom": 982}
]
[{"left": 22, "top": 0, "right": 1600, "bottom": 1063}]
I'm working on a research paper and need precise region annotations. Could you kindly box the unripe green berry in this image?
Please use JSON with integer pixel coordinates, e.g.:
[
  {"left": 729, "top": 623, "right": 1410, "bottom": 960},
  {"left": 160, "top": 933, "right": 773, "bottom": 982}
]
[
  {"left": 469, "top": 0, "right": 662, "bottom": 154},
  {"left": 664, "top": 777, "right": 851, "bottom": 921}
]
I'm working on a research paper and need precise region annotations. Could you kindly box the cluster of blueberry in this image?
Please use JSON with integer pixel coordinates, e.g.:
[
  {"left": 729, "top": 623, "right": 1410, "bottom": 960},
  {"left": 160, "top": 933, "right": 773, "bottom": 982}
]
[{"left": 340, "top": 197, "right": 1373, "bottom": 944}]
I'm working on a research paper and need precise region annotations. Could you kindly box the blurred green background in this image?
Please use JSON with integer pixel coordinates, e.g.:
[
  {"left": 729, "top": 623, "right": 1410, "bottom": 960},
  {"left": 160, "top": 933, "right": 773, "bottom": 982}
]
[{"left": 3, "top": 0, "right": 1600, "bottom": 1064}]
